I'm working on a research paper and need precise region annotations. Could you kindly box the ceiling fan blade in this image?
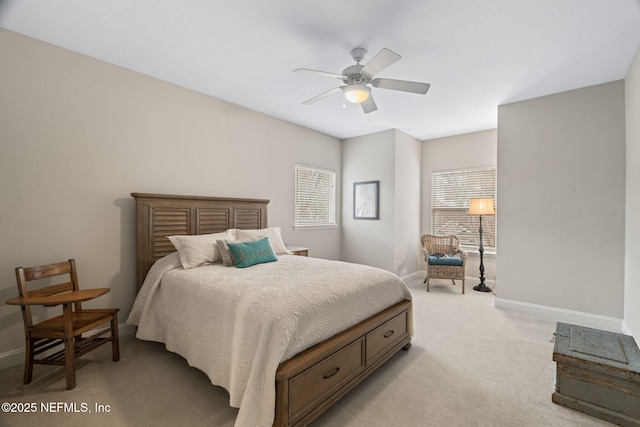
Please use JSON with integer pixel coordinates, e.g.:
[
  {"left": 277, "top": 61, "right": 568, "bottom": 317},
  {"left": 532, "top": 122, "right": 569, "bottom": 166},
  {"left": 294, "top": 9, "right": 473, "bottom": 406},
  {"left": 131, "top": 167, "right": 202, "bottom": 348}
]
[
  {"left": 360, "top": 48, "right": 401, "bottom": 76},
  {"left": 361, "top": 95, "right": 378, "bottom": 114},
  {"left": 372, "top": 78, "right": 430, "bottom": 94},
  {"left": 294, "top": 68, "right": 345, "bottom": 80},
  {"left": 302, "top": 87, "right": 344, "bottom": 105}
]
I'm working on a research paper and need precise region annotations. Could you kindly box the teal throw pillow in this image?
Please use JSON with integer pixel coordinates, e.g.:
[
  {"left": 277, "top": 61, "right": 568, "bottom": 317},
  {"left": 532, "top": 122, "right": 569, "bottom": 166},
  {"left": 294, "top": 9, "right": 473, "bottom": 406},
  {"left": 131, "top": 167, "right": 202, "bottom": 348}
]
[{"left": 227, "top": 237, "right": 278, "bottom": 268}]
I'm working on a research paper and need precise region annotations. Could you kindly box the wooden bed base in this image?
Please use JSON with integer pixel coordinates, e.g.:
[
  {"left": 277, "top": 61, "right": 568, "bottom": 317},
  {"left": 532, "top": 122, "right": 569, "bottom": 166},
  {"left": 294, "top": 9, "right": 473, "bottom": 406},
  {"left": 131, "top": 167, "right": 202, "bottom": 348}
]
[
  {"left": 131, "top": 193, "right": 412, "bottom": 426},
  {"left": 275, "top": 299, "right": 411, "bottom": 426}
]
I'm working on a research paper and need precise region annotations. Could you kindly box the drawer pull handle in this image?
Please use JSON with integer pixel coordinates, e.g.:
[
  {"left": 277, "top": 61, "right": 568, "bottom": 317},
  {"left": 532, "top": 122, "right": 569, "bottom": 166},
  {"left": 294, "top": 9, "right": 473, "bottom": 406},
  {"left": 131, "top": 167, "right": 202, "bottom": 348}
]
[
  {"left": 323, "top": 367, "right": 340, "bottom": 379},
  {"left": 384, "top": 330, "right": 395, "bottom": 338}
]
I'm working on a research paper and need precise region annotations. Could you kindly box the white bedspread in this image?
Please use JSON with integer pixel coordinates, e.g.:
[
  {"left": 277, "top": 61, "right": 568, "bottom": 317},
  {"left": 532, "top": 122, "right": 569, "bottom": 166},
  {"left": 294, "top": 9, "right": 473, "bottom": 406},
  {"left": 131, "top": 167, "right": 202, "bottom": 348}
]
[{"left": 127, "top": 254, "right": 412, "bottom": 427}]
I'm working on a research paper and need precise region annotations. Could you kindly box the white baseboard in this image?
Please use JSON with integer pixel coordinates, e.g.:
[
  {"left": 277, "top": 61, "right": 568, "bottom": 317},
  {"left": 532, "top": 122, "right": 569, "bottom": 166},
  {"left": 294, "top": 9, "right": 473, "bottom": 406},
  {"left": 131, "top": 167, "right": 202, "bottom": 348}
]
[
  {"left": 622, "top": 321, "right": 631, "bottom": 336},
  {"left": 401, "top": 271, "right": 425, "bottom": 282},
  {"left": 495, "top": 298, "right": 624, "bottom": 333},
  {"left": 116, "top": 323, "right": 136, "bottom": 338},
  {"left": 0, "top": 323, "right": 136, "bottom": 371},
  {"left": 0, "top": 348, "right": 25, "bottom": 372}
]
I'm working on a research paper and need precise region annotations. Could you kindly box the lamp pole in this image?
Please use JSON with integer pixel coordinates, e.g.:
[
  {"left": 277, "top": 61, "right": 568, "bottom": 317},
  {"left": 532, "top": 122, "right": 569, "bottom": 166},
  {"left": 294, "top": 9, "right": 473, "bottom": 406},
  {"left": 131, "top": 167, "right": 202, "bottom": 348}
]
[{"left": 473, "top": 214, "right": 491, "bottom": 292}]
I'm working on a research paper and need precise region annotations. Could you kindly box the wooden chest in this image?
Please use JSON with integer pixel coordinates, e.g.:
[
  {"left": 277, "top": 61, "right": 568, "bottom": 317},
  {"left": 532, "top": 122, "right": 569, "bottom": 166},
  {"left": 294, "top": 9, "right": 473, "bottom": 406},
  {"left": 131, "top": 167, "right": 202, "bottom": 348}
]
[{"left": 552, "top": 322, "right": 640, "bottom": 426}]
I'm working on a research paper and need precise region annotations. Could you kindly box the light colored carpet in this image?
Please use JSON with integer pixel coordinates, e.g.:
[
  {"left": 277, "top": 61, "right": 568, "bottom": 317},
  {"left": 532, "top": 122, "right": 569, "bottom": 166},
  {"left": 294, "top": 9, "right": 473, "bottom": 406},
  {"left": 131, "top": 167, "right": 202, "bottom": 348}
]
[{"left": 0, "top": 278, "right": 613, "bottom": 427}]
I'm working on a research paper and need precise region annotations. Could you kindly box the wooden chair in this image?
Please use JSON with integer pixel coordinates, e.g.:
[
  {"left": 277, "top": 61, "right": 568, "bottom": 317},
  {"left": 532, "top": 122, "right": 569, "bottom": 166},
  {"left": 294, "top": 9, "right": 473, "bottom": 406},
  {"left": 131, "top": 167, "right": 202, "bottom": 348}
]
[
  {"left": 421, "top": 234, "right": 467, "bottom": 294},
  {"left": 9, "top": 259, "right": 119, "bottom": 390}
]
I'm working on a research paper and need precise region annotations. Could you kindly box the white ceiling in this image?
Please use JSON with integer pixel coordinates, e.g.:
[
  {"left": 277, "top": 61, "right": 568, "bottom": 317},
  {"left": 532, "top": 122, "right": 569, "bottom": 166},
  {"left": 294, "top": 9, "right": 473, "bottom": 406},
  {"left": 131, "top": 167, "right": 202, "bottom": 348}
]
[{"left": 2, "top": 0, "right": 639, "bottom": 140}]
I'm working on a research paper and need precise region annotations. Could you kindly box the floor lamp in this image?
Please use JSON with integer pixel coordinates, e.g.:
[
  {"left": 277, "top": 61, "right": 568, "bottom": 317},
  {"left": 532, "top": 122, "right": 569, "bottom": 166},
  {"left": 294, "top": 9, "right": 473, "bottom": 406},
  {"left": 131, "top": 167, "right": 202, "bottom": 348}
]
[{"left": 468, "top": 198, "right": 495, "bottom": 292}]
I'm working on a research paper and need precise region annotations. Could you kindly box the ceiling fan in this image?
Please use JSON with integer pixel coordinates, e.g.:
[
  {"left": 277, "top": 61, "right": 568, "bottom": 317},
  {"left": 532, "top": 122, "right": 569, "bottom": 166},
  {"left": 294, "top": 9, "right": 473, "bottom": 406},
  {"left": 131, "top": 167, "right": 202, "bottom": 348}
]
[{"left": 294, "top": 47, "right": 430, "bottom": 114}]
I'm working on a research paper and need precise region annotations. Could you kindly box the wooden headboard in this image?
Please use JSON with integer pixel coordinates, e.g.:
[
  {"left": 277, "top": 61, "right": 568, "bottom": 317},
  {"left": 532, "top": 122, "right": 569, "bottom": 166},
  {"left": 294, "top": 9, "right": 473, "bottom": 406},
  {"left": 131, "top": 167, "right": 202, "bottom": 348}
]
[{"left": 131, "top": 193, "right": 269, "bottom": 288}]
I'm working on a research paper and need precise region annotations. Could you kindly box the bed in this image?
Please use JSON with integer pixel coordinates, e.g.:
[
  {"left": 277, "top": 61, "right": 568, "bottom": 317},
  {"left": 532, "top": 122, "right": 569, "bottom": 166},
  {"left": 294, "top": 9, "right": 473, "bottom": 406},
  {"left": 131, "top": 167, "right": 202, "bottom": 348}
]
[{"left": 127, "top": 193, "right": 413, "bottom": 427}]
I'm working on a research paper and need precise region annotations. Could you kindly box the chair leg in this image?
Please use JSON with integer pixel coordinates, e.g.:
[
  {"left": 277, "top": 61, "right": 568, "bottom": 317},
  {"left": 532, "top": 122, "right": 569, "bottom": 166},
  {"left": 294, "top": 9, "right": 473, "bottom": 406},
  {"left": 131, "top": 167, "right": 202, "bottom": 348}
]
[
  {"left": 64, "top": 336, "right": 75, "bottom": 390},
  {"left": 426, "top": 277, "right": 430, "bottom": 292},
  {"left": 111, "top": 313, "right": 120, "bottom": 362},
  {"left": 24, "top": 338, "right": 34, "bottom": 385},
  {"left": 462, "top": 279, "right": 465, "bottom": 294},
  {"left": 62, "top": 304, "right": 75, "bottom": 390}
]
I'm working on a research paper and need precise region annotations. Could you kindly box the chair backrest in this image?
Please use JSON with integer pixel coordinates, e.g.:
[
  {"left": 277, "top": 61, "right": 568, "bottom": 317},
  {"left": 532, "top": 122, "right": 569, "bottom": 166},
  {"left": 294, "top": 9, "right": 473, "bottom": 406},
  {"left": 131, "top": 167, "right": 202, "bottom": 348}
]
[
  {"left": 421, "top": 234, "right": 460, "bottom": 255},
  {"left": 15, "top": 259, "right": 81, "bottom": 328}
]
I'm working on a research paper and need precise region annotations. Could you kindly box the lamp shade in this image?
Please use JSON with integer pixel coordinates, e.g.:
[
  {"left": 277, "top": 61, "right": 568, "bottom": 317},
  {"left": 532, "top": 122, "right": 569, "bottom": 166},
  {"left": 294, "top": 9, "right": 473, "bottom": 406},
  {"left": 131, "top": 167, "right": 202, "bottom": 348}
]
[
  {"left": 344, "top": 84, "right": 371, "bottom": 104},
  {"left": 468, "top": 198, "right": 495, "bottom": 215}
]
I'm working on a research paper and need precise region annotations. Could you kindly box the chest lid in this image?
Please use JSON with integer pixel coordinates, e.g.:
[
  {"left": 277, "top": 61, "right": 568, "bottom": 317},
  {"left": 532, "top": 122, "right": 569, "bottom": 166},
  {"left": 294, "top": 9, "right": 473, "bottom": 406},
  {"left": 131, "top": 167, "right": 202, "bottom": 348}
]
[{"left": 554, "top": 322, "right": 640, "bottom": 373}]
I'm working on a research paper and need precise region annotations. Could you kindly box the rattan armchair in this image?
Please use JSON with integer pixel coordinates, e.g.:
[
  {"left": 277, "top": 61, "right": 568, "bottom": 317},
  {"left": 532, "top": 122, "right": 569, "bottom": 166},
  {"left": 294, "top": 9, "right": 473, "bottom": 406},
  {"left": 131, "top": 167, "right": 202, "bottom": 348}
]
[{"left": 421, "top": 234, "right": 467, "bottom": 294}]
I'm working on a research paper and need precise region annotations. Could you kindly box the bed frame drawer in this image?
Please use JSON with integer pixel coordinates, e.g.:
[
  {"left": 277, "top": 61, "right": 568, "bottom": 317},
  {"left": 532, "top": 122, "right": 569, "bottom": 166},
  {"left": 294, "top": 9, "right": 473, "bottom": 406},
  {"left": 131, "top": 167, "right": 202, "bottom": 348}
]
[
  {"left": 288, "top": 338, "right": 364, "bottom": 423},
  {"left": 274, "top": 299, "right": 412, "bottom": 427},
  {"left": 366, "top": 312, "right": 409, "bottom": 364}
]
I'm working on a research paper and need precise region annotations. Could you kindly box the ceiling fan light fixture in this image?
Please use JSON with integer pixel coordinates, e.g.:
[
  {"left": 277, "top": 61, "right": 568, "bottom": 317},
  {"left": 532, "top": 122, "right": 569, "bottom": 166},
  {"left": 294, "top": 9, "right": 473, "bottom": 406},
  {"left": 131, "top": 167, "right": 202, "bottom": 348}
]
[{"left": 344, "top": 84, "right": 371, "bottom": 104}]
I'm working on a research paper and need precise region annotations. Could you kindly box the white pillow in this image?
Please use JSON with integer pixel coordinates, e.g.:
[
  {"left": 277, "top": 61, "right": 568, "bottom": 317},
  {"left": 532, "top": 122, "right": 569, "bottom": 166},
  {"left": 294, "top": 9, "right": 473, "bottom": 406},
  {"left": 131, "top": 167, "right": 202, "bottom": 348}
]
[
  {"left": 168, "top": 229, "right": 235, "bottom": 269},
  {"left": 216, "top": 236, "right": 262, "bottom": 267},
  {"left": 236, "top": 227, "right": 289, "bottom": 255}
]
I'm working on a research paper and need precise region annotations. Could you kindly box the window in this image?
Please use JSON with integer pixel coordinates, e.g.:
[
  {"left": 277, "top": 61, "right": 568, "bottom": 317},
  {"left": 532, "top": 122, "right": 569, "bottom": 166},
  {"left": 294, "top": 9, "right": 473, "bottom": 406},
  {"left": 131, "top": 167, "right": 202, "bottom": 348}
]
[
  {"left": 295, "top": 164, "right": 336, "bottom": 228},
  {"left": 431, "top": 167, "right": 496, "bottom": 250}
]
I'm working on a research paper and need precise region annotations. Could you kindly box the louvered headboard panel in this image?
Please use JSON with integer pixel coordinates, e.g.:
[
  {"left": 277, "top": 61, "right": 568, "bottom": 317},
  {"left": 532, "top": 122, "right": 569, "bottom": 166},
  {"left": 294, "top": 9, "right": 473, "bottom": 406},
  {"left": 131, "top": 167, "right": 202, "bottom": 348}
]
[{"left": 131, "top": 193, "right": 269, "bottom": 289}]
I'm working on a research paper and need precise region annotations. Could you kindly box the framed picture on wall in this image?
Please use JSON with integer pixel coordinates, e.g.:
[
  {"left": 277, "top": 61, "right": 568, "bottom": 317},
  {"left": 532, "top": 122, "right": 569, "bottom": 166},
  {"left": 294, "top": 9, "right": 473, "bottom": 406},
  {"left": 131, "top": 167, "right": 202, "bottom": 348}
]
[{"left": 353, "top": 181, "right": 379, "bottom": 220}]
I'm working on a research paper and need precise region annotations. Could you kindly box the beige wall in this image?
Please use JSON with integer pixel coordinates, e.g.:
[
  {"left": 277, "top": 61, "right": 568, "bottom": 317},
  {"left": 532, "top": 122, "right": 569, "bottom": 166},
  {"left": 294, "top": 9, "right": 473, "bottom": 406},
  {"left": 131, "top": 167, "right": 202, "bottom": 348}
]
[
  {"left": 341, "top": 130, "right": 396, "bottom": 272},
  {"left": 421, "top": 129, "right": 498, "bottom": 286},
  {"left": 394, "top": 130, "right": 422, "bottom": 277},
  {"left": 625, "top": 45, "right": 640, "bottom": 338},
  {"left": 0, "top": 29, "right": 342, "bottom": 359},
  {"left": 496, "top": 81, "right": 626, "bottom": 329},
  {"left": 341, "top": 129, "right": 422, "bottom": 276}
]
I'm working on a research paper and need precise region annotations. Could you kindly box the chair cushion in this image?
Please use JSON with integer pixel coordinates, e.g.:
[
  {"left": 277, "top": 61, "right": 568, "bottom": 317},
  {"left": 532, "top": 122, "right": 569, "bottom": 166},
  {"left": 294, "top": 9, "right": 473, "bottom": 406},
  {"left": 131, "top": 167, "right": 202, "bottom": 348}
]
[{"left": 428, "top": 255, "right": 463, "bottom": 266}]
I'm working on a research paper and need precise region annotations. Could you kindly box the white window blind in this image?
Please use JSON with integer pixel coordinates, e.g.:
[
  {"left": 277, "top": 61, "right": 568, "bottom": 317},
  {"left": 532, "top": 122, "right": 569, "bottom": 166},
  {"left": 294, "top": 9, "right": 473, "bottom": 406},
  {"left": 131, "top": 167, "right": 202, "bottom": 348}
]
[
  {"left": 431, "top": 167, "right": 496, "bottom": 249},
  {"left": 295, "top": 164, "right": 336, "bottom": 228}
]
